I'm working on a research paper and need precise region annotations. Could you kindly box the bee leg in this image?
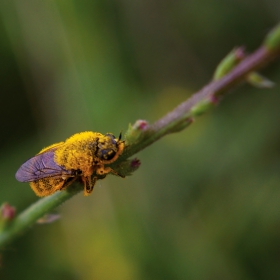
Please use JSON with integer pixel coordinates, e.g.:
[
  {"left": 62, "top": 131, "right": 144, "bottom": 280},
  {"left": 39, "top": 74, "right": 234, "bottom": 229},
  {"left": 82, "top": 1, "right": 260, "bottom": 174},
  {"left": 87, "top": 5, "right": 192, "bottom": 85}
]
[
  {"left": 59, "top": 177, "right": 78, "bottom": 191},
  {"left": 108, "top": 168, "right": 125, "bottom": 178},
  {"left": 82, "top": 176, "right": 97, "bottom": 196},
  {"left": 96, "top": 166, "right": 125, "bottom": 178}
]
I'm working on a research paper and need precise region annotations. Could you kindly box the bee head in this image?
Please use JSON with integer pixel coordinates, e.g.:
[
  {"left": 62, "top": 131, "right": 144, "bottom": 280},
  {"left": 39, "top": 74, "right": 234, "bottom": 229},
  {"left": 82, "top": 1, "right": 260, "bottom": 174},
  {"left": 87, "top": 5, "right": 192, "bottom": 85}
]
[{"left": 97, "top": 133, "right": 123, "bottom": 162}]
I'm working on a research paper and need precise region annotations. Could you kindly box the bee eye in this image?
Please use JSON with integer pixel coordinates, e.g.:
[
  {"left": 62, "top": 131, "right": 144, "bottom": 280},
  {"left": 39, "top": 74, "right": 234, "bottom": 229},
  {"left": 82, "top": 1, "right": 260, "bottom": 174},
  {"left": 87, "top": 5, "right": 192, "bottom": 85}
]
[
  {"left": 100, "top": 149, "right": 116, "bottom": 160},
  {"left": 105, "top": 133, "right": 116, "bottom": 139}
]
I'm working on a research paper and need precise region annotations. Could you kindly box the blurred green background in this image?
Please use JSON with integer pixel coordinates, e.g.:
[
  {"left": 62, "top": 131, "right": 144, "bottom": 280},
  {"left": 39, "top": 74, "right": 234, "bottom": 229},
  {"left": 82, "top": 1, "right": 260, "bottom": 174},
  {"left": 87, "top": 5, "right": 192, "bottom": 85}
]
[{"left": 0, "top": 1, "right": 280, "bottom": 279}]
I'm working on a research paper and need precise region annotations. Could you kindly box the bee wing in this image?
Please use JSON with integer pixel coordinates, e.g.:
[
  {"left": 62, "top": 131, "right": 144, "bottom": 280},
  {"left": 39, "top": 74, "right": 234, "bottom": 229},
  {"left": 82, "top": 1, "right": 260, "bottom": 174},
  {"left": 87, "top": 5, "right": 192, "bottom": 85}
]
[{"left": 15, "top": 150, "right": 72, "bottom": 182}]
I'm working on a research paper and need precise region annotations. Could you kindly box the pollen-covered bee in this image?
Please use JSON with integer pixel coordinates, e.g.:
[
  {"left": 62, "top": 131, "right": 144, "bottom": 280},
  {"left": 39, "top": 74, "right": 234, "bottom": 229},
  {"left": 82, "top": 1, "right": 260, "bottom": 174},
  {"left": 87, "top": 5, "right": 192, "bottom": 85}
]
[{"left": 15, "top": 131, "right": 125, "bottom": 197}]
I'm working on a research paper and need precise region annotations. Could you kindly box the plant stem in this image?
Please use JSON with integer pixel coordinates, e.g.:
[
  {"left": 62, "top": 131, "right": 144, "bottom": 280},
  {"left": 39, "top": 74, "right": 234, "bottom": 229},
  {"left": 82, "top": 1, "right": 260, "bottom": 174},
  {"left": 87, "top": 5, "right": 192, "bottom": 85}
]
[
  {"left": 121, "top": 46, "right": 280, "bottom": 159},
  {"left": 0, "top": 186, "right": 80, "bottom": 247},
  {"left": 1, "top": 25, "right": 280, "bottom": 249}
]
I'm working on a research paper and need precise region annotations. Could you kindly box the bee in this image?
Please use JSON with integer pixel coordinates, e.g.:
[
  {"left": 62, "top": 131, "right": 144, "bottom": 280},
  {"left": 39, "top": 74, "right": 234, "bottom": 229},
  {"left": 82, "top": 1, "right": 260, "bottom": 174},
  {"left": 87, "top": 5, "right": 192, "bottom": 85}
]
[{"left": 15, "top": 131, "right": 125, "bottom": 197}]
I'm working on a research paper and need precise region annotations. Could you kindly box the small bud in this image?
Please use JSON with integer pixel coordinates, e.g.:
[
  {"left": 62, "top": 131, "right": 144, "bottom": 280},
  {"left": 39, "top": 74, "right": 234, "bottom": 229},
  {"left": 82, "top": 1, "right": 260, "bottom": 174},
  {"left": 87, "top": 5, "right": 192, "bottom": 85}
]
[
  {"left": 213, "top": 47, "right": 245, "bottom": 80},
  {"left": 209, "top": 96, "right": 220, "bottom": 105},
  {"left": 131, "top": 120, "right": 149, "bottom": 130},
  {"left": 114, "top": 158, "right": 141, "bottom": 177},
  {"left": 37, "top": 213, "right": 60, "bottom": 224},
  {"left": 168, "top": 117, "right": 194, "bottom": 133},
  {"left": 131, "top": 158, "right": 141, "bottom": 168},
  {"left": 246, "top": 72, "right": 275, "bottom": 88},
  {"left": 190, "top": 98, "right": 215, "bottom": 117},
  {"left": 125, "top": 120, "right": 149, "bottom": 145},
  {"left": 1, "top": 203, "right": 16, "bottom": 221},
  {"left": 234, "top": 47, "right": 246, "bottom": 61},
  {"left": 264, "top": 24, "right": 280, "bottom": 52}
]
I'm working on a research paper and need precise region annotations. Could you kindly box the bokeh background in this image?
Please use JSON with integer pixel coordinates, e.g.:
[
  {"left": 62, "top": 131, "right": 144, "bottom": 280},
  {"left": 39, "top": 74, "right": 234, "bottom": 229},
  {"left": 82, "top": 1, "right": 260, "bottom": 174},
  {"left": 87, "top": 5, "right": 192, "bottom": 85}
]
[{"left": 1, "top": 1, "right": 280, "bottom": 279}]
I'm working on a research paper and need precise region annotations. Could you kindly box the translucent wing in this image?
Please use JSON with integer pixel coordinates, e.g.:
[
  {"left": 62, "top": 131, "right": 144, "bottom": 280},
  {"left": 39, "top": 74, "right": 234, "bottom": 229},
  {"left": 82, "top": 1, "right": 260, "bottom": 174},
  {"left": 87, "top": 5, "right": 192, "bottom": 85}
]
[{"left": 15, "top": 150, "right": 72, "bottom": 182}]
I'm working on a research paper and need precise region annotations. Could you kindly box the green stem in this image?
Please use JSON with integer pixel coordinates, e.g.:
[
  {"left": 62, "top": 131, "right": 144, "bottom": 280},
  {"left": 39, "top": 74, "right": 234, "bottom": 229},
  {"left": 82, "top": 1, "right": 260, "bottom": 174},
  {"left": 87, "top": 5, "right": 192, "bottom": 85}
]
[
  {"left": 0, "top": 186, "right": 80, "bottom": 247},
  {"left": 1, "top": 24, "right": 280, "bottom": 249},
  {"left": 120, "top": 45, "right": 280, "bottom": 160}
]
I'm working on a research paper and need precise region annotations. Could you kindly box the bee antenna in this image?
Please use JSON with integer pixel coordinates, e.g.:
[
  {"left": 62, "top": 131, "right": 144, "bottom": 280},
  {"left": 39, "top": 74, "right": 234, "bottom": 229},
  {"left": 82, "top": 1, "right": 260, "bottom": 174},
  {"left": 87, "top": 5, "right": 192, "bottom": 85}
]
[{"left": 118, "top": 132, "right": 122, "bottom": 141}]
